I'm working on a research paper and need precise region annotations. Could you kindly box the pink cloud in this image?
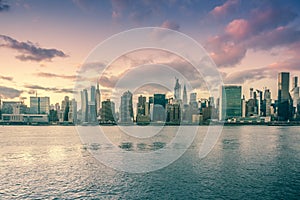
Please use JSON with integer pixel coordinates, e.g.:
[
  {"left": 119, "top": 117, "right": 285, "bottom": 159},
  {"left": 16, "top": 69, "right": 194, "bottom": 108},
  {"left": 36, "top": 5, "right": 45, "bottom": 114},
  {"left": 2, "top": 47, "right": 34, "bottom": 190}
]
[
  {"left": 205, "top": 35, "right": 247, "bottom": 67},
  {"left": 225, "top": 19, "right": 250, "bottom": 39},
  {"left": 210, "top": 0, "right": 239, "bottom": 17},
  {"left": 206, "top": 4, "right": 298, "bottom": 68}
]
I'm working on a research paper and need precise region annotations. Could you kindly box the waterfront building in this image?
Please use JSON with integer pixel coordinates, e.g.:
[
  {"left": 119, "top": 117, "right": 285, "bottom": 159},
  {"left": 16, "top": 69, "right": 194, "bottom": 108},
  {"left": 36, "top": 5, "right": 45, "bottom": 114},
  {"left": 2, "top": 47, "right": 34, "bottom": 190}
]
[
  {"left": 30, "top": 97, "right": 50, "bottom": 114},
  {"left": 153, "top": 94, "right": 166, "bottom": 122},
  {"left": 291, "top": 76, "right": 299, "bottom": 116},
  {"left": 264, "top": 89, "right": 272, "bottom": 117},
  {"left": 174, "top": 78, "right": 181, "bottom": 100},
  {"left": 96, "top": 82, "right": 101, "bottom": 116},
  {"left": 182, "top": 85, "right": 187, "bottom": 105},
  {"left": 166, "top": 103, "right": 180, "bottom": 124},
  {"left": 277, "top": 72, "right": 293, "bottom": 120},
  {"left": 80, "top": 89, "right": 88, "bottom": 123},
  {"left": 101, "top": 99, "right": 115, "bottom": 122},
  {"left": 1, "top": 101, "right": 28, "bottom": 114},
  {"left": 220, "top": 85, "right": 242, "bottom": 120},
  {"left": 120, "top": 91, "right": 133, "bottom": 123}
]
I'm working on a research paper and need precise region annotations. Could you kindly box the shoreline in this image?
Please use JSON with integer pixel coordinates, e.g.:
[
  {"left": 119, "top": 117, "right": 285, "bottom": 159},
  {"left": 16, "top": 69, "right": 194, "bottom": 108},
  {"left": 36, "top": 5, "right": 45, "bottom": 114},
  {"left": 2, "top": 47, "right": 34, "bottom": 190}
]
[{"left": 1, "top": 121, "right": 300, "bottom": 126}]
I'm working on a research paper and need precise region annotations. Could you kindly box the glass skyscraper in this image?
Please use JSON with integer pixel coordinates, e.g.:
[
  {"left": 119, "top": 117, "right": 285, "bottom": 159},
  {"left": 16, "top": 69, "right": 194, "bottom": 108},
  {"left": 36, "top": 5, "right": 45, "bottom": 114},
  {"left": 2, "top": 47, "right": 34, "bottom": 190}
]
[
  {"left": 220, "top": 85, "right": 242, "bottom": 120},
  {"left": 30, "top": 97, "right": 50, "bottom": 114}
]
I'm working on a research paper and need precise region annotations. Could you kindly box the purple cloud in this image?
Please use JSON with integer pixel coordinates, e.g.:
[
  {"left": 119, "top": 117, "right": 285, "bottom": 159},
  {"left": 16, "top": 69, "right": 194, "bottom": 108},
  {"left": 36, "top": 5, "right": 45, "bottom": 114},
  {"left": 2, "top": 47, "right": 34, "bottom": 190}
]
[
  {"left": 0, "top": 35, "right": 68, "bottom": 62},
  {"left": 0, "top": 0, "right": 9, "bottom": 12},
  {"left": 0, "top": 75, "right": 13, "bottom": 81},
  {"left": 206, "top": 4, "right": 299, "bottom": 68},
  {"left": 34, "top": 72, "right": 77, "bottom": 80},
  {"left": 24, "top": 84, "right": 75, "bottom": 94},
  {"left": 0, "top": 86, "right": 22, "bottom": 99}
]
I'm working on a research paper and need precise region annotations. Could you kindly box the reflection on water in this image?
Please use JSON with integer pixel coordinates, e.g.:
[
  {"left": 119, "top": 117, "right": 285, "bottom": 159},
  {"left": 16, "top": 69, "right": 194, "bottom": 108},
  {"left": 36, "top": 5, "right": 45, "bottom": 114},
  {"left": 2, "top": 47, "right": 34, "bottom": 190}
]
[{"left": 0, "top": 126, "right": 299, "bottom": 199}]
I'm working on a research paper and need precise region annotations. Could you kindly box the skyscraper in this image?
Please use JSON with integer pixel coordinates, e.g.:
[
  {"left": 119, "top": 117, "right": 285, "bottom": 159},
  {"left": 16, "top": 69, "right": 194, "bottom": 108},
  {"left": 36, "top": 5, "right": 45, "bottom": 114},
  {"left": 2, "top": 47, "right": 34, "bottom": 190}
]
[
  {"left": 153, "top": 94, "right": 166, "bottom": 122},
  {"left": 182, "top": 84, "right": 187, "bottom": 105},
  {"left": 80, "top": 89, "right": 88, "bottom": 122},
  {"left": 174, "top": 78, "right": 181, "bottom": 100},
  {"left": 291, "top": 76, "right": 299, "bottom": 116},
  {"left": 220, "top": 85, "right": 242, "bottom": 120},
  {"left": 101, "top": 99, "right": 115, "bottom": 122},
  {"left": 277, "top": 72, "right": 292, "bottom": 120},
  {"left": 137, "top": 95, "right": 147, "bottom": 116},
  {"left": 120, "top": 91, "right": 133, "bottom": 123},
  {"left": 96, "top": 82, "right": 101, "bottom": 116},
  {"left": 264, "top": 88, "right": 271, "bottom": 116},
  {"left": 30, "top": 96, "right": 50, "bottom": 114},
  {"left": 278, "top": 72, "right": 290, "bottom": 103},
  {"left": 61, "top": 96, "right": 70, "bottom": 122},
  {"left": 88, "top": 86, "right": 97, "bottom": 123}
]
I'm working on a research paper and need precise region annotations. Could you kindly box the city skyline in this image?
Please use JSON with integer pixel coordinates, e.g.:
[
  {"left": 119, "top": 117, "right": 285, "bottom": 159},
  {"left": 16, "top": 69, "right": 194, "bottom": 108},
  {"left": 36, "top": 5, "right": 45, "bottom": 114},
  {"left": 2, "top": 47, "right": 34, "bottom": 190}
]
[
  {"left": 1, "top": 1, "right": 300, "bottom": 106},
  {"left": 2, "top": 70, "right": 299, "bottom": 125}
]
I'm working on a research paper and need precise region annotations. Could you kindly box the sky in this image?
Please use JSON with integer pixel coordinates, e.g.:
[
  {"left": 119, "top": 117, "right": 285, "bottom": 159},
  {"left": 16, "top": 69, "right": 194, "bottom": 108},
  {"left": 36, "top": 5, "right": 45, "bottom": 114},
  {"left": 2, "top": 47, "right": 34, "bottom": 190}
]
[{"left": 1, "top": 0, "right": 300, "bottom": 107}]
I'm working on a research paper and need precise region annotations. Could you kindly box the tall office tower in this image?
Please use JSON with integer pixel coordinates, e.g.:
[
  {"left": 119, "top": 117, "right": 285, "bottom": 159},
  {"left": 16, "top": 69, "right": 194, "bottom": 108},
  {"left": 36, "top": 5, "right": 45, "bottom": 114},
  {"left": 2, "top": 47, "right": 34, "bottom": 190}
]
[
  {"left": 90, "top": 85, "right": 96, "bottom": 102},
  {"left": 291, "top": 76, "right": 299, "bottom": 110},
  {"left": 174, "top": 78, "right": 181, "bottom": 100},
  {"left": 189, "top": 93, "right": 197, "bottom": 108},
  {"left": 153, "top": 94, "right": 166, "bottom": 122},
  {"left": 277, "top": 72, "right": 292, "bottom": 120},
  {"left": 190, "top": 93, "right": 197, "bottom": 104},
  {"left": 30, "top": 96, "right": 50, "bottom": 114},
  {"left": 182, "top": 85, "right": 187, "bottom": 105},
  {"left": 137, "top": 95, "right": 147, "bottom": 116},
  {"left": 81, "top": 89, "right": 88, "bottom": 122},
  {"left": 250, "top": 88, "right": 254, "bottom": 99},
  {"left": 61, "top": 96, "right": 70, "bottom": 122},
  {"left": 68, "top": 98, "right": 77, "bottom": 124},
  {"left": 101, "top": 99, "right": 115, "bottom": 122},
  {"left": 166, "top": 103, "right": 181, "bottom": 124},
  {"left": 120, "top": 91, "right": 133, "bottom": 123},
  {"left": 219, "top": 85, "right": 242, "bottom": 120},
  {"left": 264, "top": 88, "right": 272, "bottom": 116},
  {"left": 88, "top": 86, "right": 97, "bottom": 123},
  {"left": 278, "top": 72, "right": 290, "bottom": 102},
  {"left": 96, "top": 82, "right": 101, "bottom": 116},
  {"left": 256, "top": 90, "right": 263, "bottom": 116},
  {"left": 242, "top": 95, "right": 246, "bottom": 118},
  {"left": 292, "top": 76, "right": 298, "bottom": 89}
]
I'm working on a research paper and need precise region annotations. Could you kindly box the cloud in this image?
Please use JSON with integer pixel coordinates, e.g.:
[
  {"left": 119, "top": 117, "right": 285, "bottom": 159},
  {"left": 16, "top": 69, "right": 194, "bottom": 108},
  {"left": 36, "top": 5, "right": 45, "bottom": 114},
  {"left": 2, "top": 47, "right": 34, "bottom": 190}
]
[
  {"left": 24, "top": 84, "right": 76, "bottom": 94},
  {"left": 224, "top": 67, "right": 276, "bottom": 84},
  {"left": 0, "top": 35, "right": 68, "bottom": 62},
  {"left": 206, "top": 4, "right": 299, "bottom": 68},
  {"left": 210, "top": 0, "right": 239, "bottom": 17},
  {"left": 0, "top": 86, "right": 22, "bottom": 99},
  {"left": 248, "top": 26, "right": 300, "bottom": 50},
  {"left": 34, "top": 72, "right": 77, "bottom": 80},
  {"left": 0, "top": 75, "right": 13, "bottom": 81},
  {"left": 206, "top": 36, "right": 247, "bottom": 67},
  {"left": 0, "top": 0, "right": 9, "bottom": 12},
  {"left": 160, "top": 20, "right": 180, "bottom": 31}
]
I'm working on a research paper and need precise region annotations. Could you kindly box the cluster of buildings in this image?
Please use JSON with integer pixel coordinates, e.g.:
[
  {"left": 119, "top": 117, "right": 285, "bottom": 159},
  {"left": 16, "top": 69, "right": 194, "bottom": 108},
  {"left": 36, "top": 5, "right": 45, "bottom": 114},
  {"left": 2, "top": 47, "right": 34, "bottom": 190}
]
[
  {"left": 220, "top": 72, "right": 300, "bottom": 123},
  {"left": 78, "top": 72, "right": 300, "bottom": 125},
  {"left": 0, "top": 71, "right": 299, "bottom": 125},
  {"left": 0, "top": 95, "right": 77, "bottom": 125}
]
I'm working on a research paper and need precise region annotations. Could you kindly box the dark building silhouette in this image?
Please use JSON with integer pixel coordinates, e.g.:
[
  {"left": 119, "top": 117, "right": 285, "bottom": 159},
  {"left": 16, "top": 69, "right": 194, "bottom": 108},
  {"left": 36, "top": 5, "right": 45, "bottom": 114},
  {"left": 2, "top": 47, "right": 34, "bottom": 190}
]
[
  {"left": 101, "top": 99, "right": 115, "bottom": 122},
  {"left": 277, "top": 72, "right": 293, "bottom": 120},
  {"left": 153, "top": 94, "right": 166, "bottom": 122}
]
